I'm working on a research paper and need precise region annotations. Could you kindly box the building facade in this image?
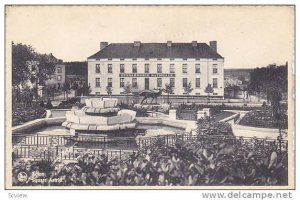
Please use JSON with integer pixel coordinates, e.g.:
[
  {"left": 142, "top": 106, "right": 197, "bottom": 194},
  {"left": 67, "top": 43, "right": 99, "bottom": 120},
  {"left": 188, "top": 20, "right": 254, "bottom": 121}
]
[
  {"left": 87, "top": 41, "right": 224, "bottom": 97},
  {"left": 45, "top": 62, "right": 66, "bottom": 88}
]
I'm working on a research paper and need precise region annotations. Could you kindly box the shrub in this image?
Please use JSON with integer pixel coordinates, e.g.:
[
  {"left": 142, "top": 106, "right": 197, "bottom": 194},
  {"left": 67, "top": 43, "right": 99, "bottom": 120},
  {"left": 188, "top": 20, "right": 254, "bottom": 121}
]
[
  {"left": 197, "top": 118, "right": 233, "bottom": 136},
  {"left": 12, "top": 138, "right": 288, "bottom": 186},
  {"left": 239, "top": 108, "right": 288, "bottom": 129},
  {"left": 12, "top": 102, "right": 46, "bottom": 126}
]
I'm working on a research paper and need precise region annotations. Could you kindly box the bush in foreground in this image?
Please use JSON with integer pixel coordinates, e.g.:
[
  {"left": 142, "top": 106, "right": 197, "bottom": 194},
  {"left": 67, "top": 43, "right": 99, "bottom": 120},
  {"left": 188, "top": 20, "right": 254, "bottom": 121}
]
[{"left": 12, "top": 138, "right": 287, "bottom": 186}]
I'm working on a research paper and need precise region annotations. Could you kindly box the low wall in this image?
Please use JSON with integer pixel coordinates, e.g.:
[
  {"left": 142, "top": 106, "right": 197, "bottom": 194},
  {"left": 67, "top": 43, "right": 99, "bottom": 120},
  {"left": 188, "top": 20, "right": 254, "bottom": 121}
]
[
  {"left": 136, "top": 117, "right": 197, "bottom": 133},
  {"left": 219, "top": 113, "right": 240, "bottom": 123},
  {"left": 233, "top": 124, "right": 279, "bottom": 133},
  {"left": 12, "top": 116, "right": 197, "bottom": 135},
  {"left": 12, "top": 117, "right": 65, "bottom": 134}
]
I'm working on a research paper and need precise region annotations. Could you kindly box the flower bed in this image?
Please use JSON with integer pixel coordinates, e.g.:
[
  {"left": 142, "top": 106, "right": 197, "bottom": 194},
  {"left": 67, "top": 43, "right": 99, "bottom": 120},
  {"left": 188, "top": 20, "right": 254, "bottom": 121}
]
[
  {"left": 12, "top": 103, "right": 46, "bottom": 126},
  {"left": 197, "top": 118, "right": 233, "bottom": 136},
  {"left": 238, "top": 108, "right": 288, "bottom": 129},
  {"left": 12, "top": 137, "right": 287, "bottom": 186}
]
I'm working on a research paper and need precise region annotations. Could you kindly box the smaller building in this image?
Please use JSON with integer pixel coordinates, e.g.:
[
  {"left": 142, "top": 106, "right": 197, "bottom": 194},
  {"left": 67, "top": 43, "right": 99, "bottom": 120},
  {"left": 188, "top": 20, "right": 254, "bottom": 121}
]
[{"left": 45, "top": 61, "right": 66, "bottom": 89}]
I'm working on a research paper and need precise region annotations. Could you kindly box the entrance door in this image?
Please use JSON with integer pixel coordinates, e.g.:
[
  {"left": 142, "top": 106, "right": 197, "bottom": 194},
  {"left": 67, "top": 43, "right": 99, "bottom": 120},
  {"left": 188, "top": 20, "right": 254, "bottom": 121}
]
[{"left": 145, "top": 78, "right": 149, "bottom": 90}]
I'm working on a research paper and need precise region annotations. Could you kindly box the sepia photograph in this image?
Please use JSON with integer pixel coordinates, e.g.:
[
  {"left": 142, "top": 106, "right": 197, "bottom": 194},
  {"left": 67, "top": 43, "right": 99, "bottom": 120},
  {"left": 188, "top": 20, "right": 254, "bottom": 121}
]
[{"left": 4, "top": 5, "right": 295, "bottom": 190}]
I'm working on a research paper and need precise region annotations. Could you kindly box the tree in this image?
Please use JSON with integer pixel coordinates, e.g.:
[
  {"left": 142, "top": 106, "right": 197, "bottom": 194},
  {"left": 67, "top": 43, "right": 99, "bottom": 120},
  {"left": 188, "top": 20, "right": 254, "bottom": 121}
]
[
  {"left": 248, "top": 64, "right": 288, "bottom": 102},
  {"left": 105, "top": 86, "right": 113, "bottom": 99},
  {"left": 79, "top": 83, "right": 91, "bottom": 96},
  {"left": 205, "top": 84, "right": 214, "bottom": 103},
  {"left": 184, "top": 82, "right": 193, "bottom": 103},
  {"left": 123, "top": 82, "right": 132, "bottom": 105},
  {"left": 62, "top": 82, "right": 71, "bottom": 100},
  {"left": 267, "top": 86, "right": 282, "bottom": 118},
  {"left": 225, "top": 84, "right": 240, "bottom": 98},
  {"left": 35, "top": 53, "right": 57, "bottom": 86},
  {"left": 12, "top": 42, "right": 35, "bottom": 86},
  {"left": 164, "top": 83, "right": 174, "bottom": 104},
  {"left": 20, "top": 86, "right": 34, "bottom": 106},
  {"left": 43, "top": 84, "right": 56, "bottom": 100},
  {"left": 72, "top": 82, "right": 79, "bottom": 96}
]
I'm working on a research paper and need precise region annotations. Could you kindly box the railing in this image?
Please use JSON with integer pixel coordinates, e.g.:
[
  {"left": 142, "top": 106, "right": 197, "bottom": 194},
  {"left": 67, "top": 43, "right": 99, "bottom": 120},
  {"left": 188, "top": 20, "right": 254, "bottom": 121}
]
[
  {"left": 13, "top": 133, "right": 288, "bottom": 161},
  {"left": 136, "top": 134, "right": 288, "bottom": 154},
  {"left": 13, "top": 145, "right": 138, "bottom": 161}
]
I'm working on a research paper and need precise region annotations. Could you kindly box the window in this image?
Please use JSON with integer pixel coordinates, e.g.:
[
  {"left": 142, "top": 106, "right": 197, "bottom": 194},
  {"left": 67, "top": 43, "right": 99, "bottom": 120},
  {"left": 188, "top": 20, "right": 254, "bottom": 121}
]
[
  {"left": 170, "top": 78, "right": 175, "bottom": 87},
  {"left": 182, "top": 64, "right": 187, "bottom": 74},
  {"left": 120, "top": 78, "right": 125, "bottom": 87},
  {"left": 157, "top": 64, "right": 162, "bottom": 73},
  {"left": 132, "top": 64, "right": 137, "bottom": 73},
  {"left": 96, "top": 92, "right": 100, "bottom": 95},
  {"left": 132, "top": 78, "right": 137, "bottom": 88},
  {"left": 195, "top": 64, "right": 200, "bottom": 73},
  {"left": 157, "top": 78, "right": 162, "bottom": 87},
  {"left": 196, "top": 78, "right": 200, "bottom": 88},
  {"left": 96, "top": 78, "right": 100, "bottom": 87},
  {"left": 96, "top": 64, "right": 100, "bottom": 73},
  {"left": 108, "top": 78, "right": 112, "bottom": 87},
  {"left": 108, "top": 64, "right": 113, "bottom": 73},
  {"left": 183, "top": 78, "right": 188, "bottom": 87},
  {"left": 145, "top": 64, "right": 150, "bottom": 73},
  {"left": 57, "top": 67, "right": 62, "bottom": 73},
  {"left": 170, "top": 64, "right": 175, "bottom": 73},
  {"left": 213, "top": 78, "right": 218, "bottom": 88},
  {"left": 213, "top": 68, "right": 218, "bottom": 74},
  {"left": 120, "top": 64, "right": 125, "bottom": 73},
  {"left": 213, "top": 64, "right": 218, "bottom": 74},
  {"left": 57, "top": 75, "right": 62, "bottom": 81}
]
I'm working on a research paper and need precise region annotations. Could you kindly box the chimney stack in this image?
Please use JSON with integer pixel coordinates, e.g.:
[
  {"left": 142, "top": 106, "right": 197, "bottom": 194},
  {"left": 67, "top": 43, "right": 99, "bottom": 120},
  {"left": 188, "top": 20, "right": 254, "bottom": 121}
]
[
  {"left": 100, "top": 42, "right": 108, "bottom": 50},
  {"left": 192, "top": 41, "right": 197, "bottom": 47},
  {"left": 209, "top": 41, "right": 217, "bottom": 52},
  {"left": 133, "top": 41, "right": 141, "bottom": 47},
  {"left": 167, "top": 41, "right": 172, "bottom": 47}
]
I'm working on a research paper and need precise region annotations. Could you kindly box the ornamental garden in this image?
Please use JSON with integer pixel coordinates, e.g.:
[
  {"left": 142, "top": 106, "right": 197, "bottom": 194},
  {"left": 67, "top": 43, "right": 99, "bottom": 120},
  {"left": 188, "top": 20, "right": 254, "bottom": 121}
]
[{"left": 11, "top": 43, "right": 288, "bottom": 186}]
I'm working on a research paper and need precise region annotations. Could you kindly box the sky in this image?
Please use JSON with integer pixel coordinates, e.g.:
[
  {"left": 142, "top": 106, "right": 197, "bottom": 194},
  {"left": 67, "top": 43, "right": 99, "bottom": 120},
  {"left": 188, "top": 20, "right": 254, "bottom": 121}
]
[{"left": 6, "top": 6, "right": 294, "bottom": 68}]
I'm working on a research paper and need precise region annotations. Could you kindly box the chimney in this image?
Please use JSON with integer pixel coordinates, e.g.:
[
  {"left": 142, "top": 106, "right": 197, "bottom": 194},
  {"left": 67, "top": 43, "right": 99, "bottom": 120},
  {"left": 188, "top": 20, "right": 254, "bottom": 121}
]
[
  {"left": 100, "top": 42, "right": 108, "bottom": 50},
  {"left": 192, "top": 41, "right": 197, "bottom": 47},
  {"left": 167, "top": 41, "right": 172, "bottom": 47},
  {"left": 133, "top": 41, "right": 141, "bottom": 47},
  {"left": 209, "top": 41, "right": 217, "bottom": 52}
]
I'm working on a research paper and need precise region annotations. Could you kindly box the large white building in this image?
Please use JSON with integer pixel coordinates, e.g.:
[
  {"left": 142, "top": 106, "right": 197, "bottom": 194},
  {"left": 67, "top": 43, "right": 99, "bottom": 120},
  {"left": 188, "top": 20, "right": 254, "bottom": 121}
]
[{"left": 87, "top": 41, "right": 224, "bottom": 97}]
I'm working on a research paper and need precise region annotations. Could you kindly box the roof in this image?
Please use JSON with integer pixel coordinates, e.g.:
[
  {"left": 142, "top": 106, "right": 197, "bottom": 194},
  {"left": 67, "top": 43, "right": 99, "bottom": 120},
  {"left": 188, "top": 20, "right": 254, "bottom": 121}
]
[{"left": 88, "top": 43, "right": 223, "bottom": 59}]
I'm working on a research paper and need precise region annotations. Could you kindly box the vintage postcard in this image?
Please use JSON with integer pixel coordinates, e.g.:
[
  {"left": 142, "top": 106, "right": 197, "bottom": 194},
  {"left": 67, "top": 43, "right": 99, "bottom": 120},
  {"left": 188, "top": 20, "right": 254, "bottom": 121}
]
[{"left": 5, "top": 5, "right": 295, "bottom": 190}]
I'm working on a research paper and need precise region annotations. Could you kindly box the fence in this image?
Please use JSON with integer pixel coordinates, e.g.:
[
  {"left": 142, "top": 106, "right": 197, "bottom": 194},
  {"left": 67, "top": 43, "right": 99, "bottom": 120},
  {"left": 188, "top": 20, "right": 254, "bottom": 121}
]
[
  {"left": 137, "top": 134, "right": 288, "bottom": 155},
  {"left": 13, "top": 133, "right": 287, "bottom": 161},
  {"left": 13, "top": 145, "right": 137, "bottom": 161}
]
